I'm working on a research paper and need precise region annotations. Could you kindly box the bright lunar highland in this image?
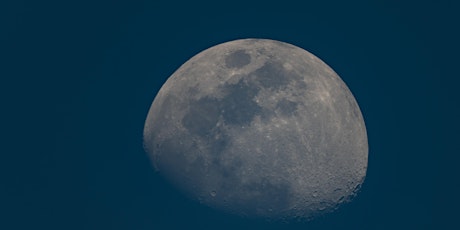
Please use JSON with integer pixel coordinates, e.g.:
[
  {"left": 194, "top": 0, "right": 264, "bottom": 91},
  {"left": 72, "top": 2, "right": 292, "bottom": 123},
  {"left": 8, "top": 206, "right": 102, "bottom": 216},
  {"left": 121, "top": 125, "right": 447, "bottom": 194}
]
[{"left": 143, "top": 39, "right": 368, "bottom": 219}]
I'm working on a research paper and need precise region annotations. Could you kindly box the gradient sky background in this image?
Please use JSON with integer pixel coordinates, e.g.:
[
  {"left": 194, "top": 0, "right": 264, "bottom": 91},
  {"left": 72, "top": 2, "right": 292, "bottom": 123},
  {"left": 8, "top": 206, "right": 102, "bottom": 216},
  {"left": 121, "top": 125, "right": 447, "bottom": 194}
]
[{"left": 3, "top": 0, "right": 459, "bottom": 229}]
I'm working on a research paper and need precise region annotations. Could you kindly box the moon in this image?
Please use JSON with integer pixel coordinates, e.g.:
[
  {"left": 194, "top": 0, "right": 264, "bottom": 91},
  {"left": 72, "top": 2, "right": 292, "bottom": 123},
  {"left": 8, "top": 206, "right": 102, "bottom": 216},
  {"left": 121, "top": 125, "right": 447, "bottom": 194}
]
[{"left": 143, "top": 39, "right": 368, "bottom": 219}]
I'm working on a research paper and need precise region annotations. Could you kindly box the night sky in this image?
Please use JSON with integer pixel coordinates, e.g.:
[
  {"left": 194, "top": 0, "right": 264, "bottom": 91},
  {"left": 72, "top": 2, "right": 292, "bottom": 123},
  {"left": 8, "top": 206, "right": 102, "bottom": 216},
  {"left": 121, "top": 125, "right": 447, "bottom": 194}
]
[{"left": 3, "top": 0, "right": 459, "bottom": 229}]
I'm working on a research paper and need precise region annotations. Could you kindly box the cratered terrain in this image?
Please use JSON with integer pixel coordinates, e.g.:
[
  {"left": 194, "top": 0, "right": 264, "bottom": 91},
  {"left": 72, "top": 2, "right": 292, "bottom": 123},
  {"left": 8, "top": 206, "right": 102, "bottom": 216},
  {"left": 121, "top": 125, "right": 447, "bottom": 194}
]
[{"left": 143, "top": 39, "right": 368, "bottom": 220}]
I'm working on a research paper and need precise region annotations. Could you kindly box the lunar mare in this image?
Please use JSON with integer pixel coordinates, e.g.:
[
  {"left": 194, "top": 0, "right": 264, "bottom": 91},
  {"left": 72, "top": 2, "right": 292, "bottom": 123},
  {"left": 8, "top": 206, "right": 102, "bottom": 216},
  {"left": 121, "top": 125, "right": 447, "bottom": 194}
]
[{"left": 143, "top": 39, "right": 368, "bottom": 219}]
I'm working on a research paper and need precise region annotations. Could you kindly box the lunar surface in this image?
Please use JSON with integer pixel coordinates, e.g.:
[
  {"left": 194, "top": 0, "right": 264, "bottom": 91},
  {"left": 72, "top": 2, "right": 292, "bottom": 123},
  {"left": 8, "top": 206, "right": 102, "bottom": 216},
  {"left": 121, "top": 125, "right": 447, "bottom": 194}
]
[{"left": 143, "top": 39, "right": 368, "bottom": 219}]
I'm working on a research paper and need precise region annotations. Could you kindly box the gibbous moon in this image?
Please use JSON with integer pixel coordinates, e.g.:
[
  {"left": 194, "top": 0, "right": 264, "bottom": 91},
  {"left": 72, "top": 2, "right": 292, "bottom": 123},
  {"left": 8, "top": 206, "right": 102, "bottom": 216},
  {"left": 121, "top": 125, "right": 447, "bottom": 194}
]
[{"left": 143, "top": 39, "right": 368, "bottom": 219}]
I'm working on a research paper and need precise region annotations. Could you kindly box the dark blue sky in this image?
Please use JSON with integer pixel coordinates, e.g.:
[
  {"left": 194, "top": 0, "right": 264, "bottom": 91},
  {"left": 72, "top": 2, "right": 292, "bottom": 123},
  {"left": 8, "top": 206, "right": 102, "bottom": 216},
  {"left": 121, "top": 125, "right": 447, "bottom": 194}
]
[{"left": 3, "top": 0, "right": 459, "bottom": 229}]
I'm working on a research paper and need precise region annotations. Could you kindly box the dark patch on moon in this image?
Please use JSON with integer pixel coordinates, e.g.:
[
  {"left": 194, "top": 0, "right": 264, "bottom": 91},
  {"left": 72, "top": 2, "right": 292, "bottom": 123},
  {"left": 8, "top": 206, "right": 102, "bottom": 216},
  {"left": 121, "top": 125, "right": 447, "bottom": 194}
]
[
  {"left": 207, "top": 132, "right": 229, "bottom": 157},
  {"left": 183, "top": 78, "right": 265, "bottom": 133},
  {"left": 220, "top": 79, "right": 262, "bottom": 126},
  {"left": 295, "top": 78, "right": 308, "bottom": 90},
  {"left": 252, "top": 61, "right": 291, "bottom": 89},
  {"left": 182, "top": 97, "right": 220, "bottom": 137},
  {"left": 183, "top": 58, "right": 309, "bottom": 133},
  {"left": 225, "top": 50, "right": 251, "bottom": 68},
  {"left": 276, "top": 99, "right": 298, "bottom": 116},
  {"left": 217, "top": 157, "right": 243, "bottom": 181},
  {"left": 249, "top": 61, "right": 307, "bottom": 92}
]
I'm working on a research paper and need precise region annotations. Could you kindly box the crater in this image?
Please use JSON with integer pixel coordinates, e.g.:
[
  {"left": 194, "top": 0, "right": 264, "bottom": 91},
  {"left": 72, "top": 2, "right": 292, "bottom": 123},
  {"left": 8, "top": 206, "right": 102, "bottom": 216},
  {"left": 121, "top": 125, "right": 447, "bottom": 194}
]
[{"left": 225, "top": 50, "right": 251, "bottom": 68}]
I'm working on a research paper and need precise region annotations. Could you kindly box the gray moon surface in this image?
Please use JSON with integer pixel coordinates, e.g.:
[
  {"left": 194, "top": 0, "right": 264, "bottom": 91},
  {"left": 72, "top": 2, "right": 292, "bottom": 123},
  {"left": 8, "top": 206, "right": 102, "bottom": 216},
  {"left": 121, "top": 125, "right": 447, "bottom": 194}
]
[{"left": 143, "top": 39, "right": 368, "bottom": 219}]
